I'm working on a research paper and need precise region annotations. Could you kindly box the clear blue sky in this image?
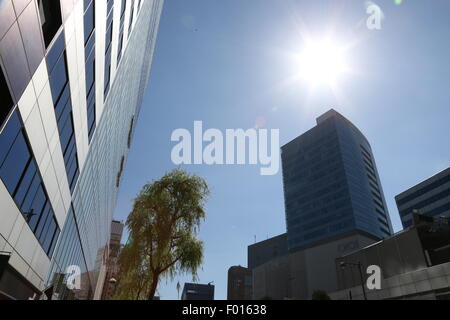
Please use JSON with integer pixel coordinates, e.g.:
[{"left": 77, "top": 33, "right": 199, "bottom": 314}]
[{"left": 114, "top": 0, "right": 450, "bottom": 300}]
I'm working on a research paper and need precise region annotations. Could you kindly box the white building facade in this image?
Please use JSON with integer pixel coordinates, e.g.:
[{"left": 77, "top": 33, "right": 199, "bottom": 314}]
[{"left": 0, "top": 0, "right": 163, "bottom": 299}]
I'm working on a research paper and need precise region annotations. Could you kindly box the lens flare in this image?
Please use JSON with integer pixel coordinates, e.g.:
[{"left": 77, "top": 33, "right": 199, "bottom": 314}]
[{"left": 296, "top": 39, "right": 349, "bottom": 86}]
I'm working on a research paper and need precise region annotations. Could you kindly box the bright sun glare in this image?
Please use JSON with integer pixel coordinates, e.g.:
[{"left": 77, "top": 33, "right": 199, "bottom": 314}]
[{"left": 296, "top": 39, "right": 348, "bottom": 86}]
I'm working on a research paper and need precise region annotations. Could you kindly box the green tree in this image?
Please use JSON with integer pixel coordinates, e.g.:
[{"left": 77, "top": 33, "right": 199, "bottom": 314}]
[
  {"left": 311, "top": 290, "right": 331, "bottom": 300},
  {"left": 113, "top": 169, "right": 210, "bottom": 300}
]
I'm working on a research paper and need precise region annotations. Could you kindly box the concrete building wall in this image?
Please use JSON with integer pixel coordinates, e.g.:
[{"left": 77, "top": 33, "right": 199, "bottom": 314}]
[
  {"left": 330, "top": 262, "right": 450, "bottom": 300},
  {"left": 248, "top": 233, "right": 288, "bottom": 270},
  {"left": 336, "top": 228, "right": 428, "bottom": 291},
  {"left": 252, "top": 232, "right": 377, "bottom": 300},
  {"left": 331, "top": 219, "right": 450, "bottom": 300}
]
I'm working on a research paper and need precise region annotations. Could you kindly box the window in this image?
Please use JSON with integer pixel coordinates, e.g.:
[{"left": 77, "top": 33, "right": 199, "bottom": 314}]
[
  {"left": 0, "top": 129, "right": 30, "bottom": 194},
  {"left": 371, "top": 191, "right": 383, "bottom": 203},
  {"left": 117, "top": 0, "right": 127, "bottom": 63},
  {"left": 46, "top": 205, "right": 92, "bottom": 300},
  {"left": 84, "top": 30, "right": 96, "bottom": 59},
  {"left": 377, "top": 218, "right": 390, "bottom": 229},
  {"left": 120, "top": 0, "right": 126, "bottom": 18},
  {"left": 85, "top": 48, "right": 95, "bottom": 97},
  {"left": 116, "top": 156, "right": 125, "bottom": 187},
  {"left": 376, "top": 208, "right": 387, "bottom": 218},
  {"left": 83, "top": 1, "right": 95, "bottom": 44},
  {"left": 399, "top": 188, "right": 450, "bottom": 217},
  {"left": 84, "top": 2, "right": 97, "bottom": 141},
  {"left": 127, "top": 117, "right": 135, "bottom": 148},
  {"left": 117, "top": 31, "right": 124, "bottom": 63},
  {"left": 104, "top": 2, "right": 114, "bottom": 98},
  {"left": 128, "top": 0, "right": 135, "bottom": 38},
  {"left": 373, "top": 198, "right": 385, "bottom": 212},
  {"left": 37, "top": 0, "right": 63, "bottom": 48},
  {"left": 18, "top": 0, "right": 45, "bottom": 76},
  {"left": 107, "top": 0, "right": 114, "bottom": 14},
  {"left": 0, "top": 66, "right": 14, "bottom": 128},
  {"left": 83, "top": 0, "right": 92, "bottom": 12},
  {"left": 87, "top": 82, "right": 96, "bottom": 141},
  {"left": 104, "top": 47, "right": 112, "bottom": 97},
  {"left": 48, "top": 52, "right": 69, "bottom": 104},
  {"left": 47, "top": 45, "right": 80, "bottom": 193},
  {"left": 396, "top": 174, "right": 450, "bottom": 207},
  {"left": 45, "top": 31, "right": 66, "bottom": 74},
  {"left": 380, "top": 227, "right": 390, "bottom": 236},
  {"left": 105, "top": 19, "right": 113, "bottom": 53},
  {"left": 0, "top": 111, "right": 60, "bottom": 257}
]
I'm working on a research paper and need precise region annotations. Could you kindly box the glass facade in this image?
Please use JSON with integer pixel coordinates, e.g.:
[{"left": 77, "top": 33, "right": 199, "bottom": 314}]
[
  {"left": 47, "top": 31, "right": 80, "bottom": 193},
  {"left": 0, "top": 0, "right": 163, "bottom": 300},
  {"left": 84, "top": 0, "right": 97, "bottom": 142},
  {"left": 116, "top": 0, "right": 126, "bottom": 63},
  {"left": 45, "top": 0, "right": 163, "bottom": 299},
  {"left": 182, "top": 283, "right": 215, "bottom": 300},
  {"left": 395, "top": 167, "right": 450, "bottom": 229},
  {"left": 103, "top": 0, "right": 114, "bottom": 97},
  {"left": 282, "top": 110, "right": 393, "bottom": 250},
  {"left": 46, "top": 206, "right": 91, "bottom": 300},
  {"left": 0, "top": 110, "right": 60, "bottom": 258}
]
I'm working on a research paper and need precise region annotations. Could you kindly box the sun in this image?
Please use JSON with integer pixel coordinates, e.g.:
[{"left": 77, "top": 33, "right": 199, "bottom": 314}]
[{"left": 296, "top": 39, "right": 349, "bottom": 86}]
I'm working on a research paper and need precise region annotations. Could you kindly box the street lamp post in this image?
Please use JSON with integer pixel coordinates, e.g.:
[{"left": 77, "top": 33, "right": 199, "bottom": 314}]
[{"left": 340, "top": 261, "right": 367, "bottom": 300}]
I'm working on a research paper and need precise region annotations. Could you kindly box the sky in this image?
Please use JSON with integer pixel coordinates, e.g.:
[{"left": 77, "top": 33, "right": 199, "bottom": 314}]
[{"left": 114, "top": 0, "right": 450, "bottom": 300}]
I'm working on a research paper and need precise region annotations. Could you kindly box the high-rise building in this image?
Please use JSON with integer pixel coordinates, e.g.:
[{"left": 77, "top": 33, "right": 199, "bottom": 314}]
[
  {"left": 227, "top": 266, "right": 252, "bottom": 300},
  {"left": 281, "top": 109, "right": 393, "bottom": 250},
  {"left": 250, "top": 110, "right": 393, "bottom": 300},
  {"left": 0, "top": 0, "right": 163, "bottom": 300},
  {"left": 395, "top": 167, "right": 450, "bottom": 229},
  {"left": 181, "top": 283, "right": 215, "bottom": 300}
]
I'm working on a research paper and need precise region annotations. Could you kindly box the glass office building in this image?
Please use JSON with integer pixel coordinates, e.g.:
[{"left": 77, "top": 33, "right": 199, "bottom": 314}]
[
  {"left": 181, "top": 283, "right": 215, "bottom": 300},
  {"left": 0, "top": 0, "right": 163, "bottom": 299},
  {"left": 395, "top": 167, "right": 450, "bottom": 229},
  {"left": 281, "top": 110, "right": 393, "bottom": 250}
]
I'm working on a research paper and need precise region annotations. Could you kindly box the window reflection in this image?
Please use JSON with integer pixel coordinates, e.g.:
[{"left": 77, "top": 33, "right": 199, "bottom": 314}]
[
  {"left": 47, "top": 43, "right": 80, "bottom": 194},
  {"left": 0, "top": 111, "right": 60, "bottom": 257},
  {"left": 37, "top": 0, "right": 63, "bottom": 48}
]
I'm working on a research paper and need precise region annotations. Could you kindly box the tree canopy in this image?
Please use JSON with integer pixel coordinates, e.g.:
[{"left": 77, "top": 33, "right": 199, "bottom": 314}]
[{"left": 113, "top": 169, "right": 210, "bottom": 300}]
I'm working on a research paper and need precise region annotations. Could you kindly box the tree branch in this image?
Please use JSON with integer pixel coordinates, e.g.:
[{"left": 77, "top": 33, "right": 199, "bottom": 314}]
[{"left": 159, "top": 254, "right": 183, "bottom": 274}]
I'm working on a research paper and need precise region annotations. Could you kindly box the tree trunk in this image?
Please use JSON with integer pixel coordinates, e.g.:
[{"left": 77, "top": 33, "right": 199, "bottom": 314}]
[{"left": 147, "top": 273, "right": 159, "bottom": 300}]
